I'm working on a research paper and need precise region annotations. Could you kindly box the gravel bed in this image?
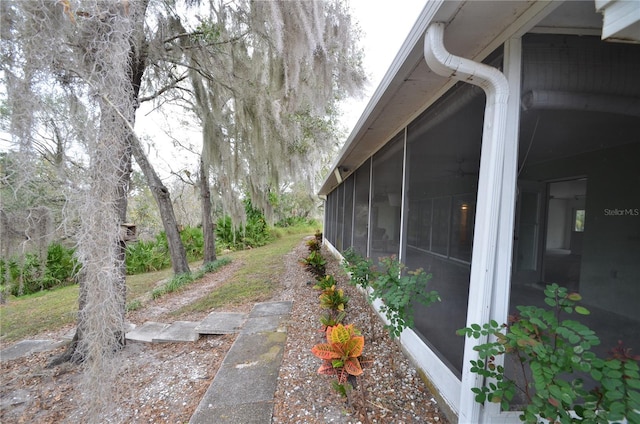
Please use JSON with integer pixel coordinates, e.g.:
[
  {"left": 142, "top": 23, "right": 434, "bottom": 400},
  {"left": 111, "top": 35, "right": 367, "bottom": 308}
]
[{"left": 271, "top": 240, "right": 449, "bottom": 423}]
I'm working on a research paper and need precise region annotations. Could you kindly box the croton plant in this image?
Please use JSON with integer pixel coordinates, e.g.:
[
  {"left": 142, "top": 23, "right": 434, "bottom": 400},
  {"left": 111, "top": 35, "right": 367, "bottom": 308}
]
[{"left": 311, "top": 323, "right": 364, "bottom": 383}]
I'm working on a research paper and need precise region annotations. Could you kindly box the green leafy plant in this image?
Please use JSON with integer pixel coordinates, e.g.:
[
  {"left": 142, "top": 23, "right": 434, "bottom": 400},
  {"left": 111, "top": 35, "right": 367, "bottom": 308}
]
[
  {"left": 313, "top": 274, "right": 337, "bottom": 291},
  {"left": 306, "top": 237, "right": 321, "bottom": 252},
  {"left": 1, "top": 243, "right": 79, "bottom": 296},
  {"left": 370, "top": 256, "right": 439, "bottom": 339},
  {"left": 312, "top": 323, "right": 364, "bottom": 386},
  {"left": 215, "top": 199, "right": 274, "bottom": 250},
  {"left": 319, "top": 285, "right": 349, "bottom": 312},
  {"left": 126, "top": 299, "right": 142, "bottom": 312},
  {"left": 201, "top": 257, "right": 231, "bottom": 273},
  {"left": 125, "top": 237, "right": 171, "bottom": 275},
  {"left": 458, "top": 283, "right": 640, "bottom": 423},
  {"left": 42, "top": 243, "right": 78, "bottom": 289},
  {"left": 331, "top": 380, "right": 352, "bottom": 398},
  {"left": 301, "top": 250, "right": 326, "bottom": 279},
  {"left": 320, "top": 310, "right": 347, "bottom": 332},
  {"left": 341, "top": 247, "right": 377, "bottom": 290},
  {"left": 180, "top": 226, "right": 205, "bottom": 262},
  {"left": 5, "top": 253, "right": 42, "bottom": 296}
]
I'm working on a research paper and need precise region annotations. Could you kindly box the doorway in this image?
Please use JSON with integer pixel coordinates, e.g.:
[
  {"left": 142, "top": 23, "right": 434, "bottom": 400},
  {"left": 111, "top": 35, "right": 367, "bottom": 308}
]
[
  {"left": 513, "top": 178, "right": 587, "bottom": 290},
  {"left": 543, "top": 179, "right": 587, "bottom": 291}
]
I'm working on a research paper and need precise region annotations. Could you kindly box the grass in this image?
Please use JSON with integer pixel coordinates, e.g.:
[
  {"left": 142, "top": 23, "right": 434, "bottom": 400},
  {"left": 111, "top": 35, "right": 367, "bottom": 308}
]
[
  {"left": 127, "top": 266, "right": 188, "bottom": 299},
  {"left": 0, "top": 226, "right": 314, "bottom": 343},
  {"left": 151, "top": 258, "right": 232, "bottom": 300},
  {"left": 0, "top": 284, "right": 80, "bottom": 342},
  {"left": 173, "top": 232, "right": 307, "bottom": 315}
]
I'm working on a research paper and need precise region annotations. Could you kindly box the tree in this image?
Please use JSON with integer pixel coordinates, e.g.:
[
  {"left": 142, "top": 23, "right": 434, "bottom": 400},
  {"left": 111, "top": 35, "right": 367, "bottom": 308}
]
[
  {"left": 2, "top": 0, "right": 365, "bottom": 420},
  {"left": 130, "top": 133, "right": 191, "bottom": 273},
  {"left": 2, "top": 1, "right": 147, "bottom": 419},
  {"left": 126, "top": 170, "right": 163, "bottom": 240},
  {"left": 174, "top": 0, "right": 365, "bottom": 260}
]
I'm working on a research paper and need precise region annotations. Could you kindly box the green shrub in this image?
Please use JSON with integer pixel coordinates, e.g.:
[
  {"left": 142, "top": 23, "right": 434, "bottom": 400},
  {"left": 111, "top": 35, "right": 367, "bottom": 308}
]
[
  {"left": 1, "top": 243, "right": 77, "bottom": 296},
  {"left": 165, "top": 272, "right": 194, "bottom": 293},
  {"left": 42, "top": 243, "right": 78, "bottom": 289},
  {"left": 202, "top": 257, "right": 231, "bottom": 273},
  {"left": 180, "top": 226, "right": 204, "bottom": 262},
  {"left": 371, "top": 256, "right": 439, "bottom": 339},
  {"left": 313, "top": 274, "right": 337, "bottom": 291},
  {"left": 459, "top": 283, "right": 640, "bottom": 423},
  {"left": 275, "top": 216, "right": 319, "bottom": 228},
  {"left": 0, "top": 258, "right": 13, "bottom": 286},
  {"left": 125, "top": 238, "right": 170, "bottom": 275},
  {"left": 4, "top": 253, "right": 42, "bottom": 296},
  {"left": 126, "top": 299, "right": 142, "bottom": 312},
  {"left": 342, "top": 250, "right": 439, "bottom": 339},
  {"left": 215, "top": 200, "right": 274, "bottom": 250},
  {"left": 342, "top": 247, "right": 377, "bottom": 290},
  {"left": 319, "top": 286, "right": 349, "bottom": 311},
  {"left": 306, "top": 237, "right": 321, "bottom": 252},
  {"left": 301, "top": 250, "right": 326, "bottom": 279}
]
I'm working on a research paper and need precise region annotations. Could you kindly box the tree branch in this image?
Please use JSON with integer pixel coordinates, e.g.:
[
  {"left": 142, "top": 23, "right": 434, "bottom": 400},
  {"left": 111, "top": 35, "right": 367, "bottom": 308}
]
[
  {"left": 138, "top": 75, "right": 188, "bottom": 103},
  {"left": 163, "top": 30, "right": 249, "bottom": 48}
]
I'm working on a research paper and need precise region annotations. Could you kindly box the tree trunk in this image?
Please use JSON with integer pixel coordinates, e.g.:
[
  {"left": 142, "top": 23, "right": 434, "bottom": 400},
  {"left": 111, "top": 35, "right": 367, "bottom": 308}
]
[
  {"left": 49, "top": 0, "right": 148, "bottom": 367},
  {"left": 49, "top": 109, "right": 131, "bottom": 367},
  {"left": 200, "top": 157, "right": 217, "bottom": 263},
  {"left": 130, "top": 137, "right": 190, "bottom": 275}
]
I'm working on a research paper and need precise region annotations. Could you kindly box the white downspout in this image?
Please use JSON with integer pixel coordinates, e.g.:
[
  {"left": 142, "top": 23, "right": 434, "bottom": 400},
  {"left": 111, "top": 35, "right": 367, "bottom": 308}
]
[{"left": 424, "top": 22, "right": 510, "bottom": 423}]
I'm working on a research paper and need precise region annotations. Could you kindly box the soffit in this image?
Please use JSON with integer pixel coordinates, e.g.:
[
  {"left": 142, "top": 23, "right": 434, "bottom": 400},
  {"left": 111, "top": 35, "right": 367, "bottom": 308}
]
[{"left": 319, "top": 0, "right": 604, "bottom": 196}]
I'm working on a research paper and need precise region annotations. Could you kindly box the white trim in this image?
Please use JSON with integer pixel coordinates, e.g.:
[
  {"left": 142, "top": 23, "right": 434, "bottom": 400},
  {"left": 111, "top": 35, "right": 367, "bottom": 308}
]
[
  {"left": 596, "top": 0, "right": 640, "bottom": 42},
  {"left": 481, "top": 36, "right": 524, "bottom": 424},
  {"left": 366, "top": 157, "right": 373, "bottom": 258},
  {"left": 398, "top": 127, "right": 408, "bottom": 265},
  {"left": 334, "top": 168, "right": 343, "bottom": 184},
  {"left": 400, "top": 328, "right": 461, "bottom": 417}
]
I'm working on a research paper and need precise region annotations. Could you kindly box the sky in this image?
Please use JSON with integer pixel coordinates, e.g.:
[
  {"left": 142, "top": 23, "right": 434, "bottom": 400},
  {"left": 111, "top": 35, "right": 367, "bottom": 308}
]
[{"left": 340, "top": 0, "right": 426, "bottom": 130}]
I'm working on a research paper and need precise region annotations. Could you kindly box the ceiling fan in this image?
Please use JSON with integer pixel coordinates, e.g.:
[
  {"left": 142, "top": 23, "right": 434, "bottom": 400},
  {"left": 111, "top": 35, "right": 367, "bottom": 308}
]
[{"left": 445, "top": 158, "right": 479, "bottom": 178}]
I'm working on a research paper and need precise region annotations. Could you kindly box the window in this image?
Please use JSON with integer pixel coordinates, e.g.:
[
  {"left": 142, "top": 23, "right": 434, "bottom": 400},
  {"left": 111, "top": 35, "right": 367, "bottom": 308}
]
[
  {"left": 574, "top": 209, "right": 585, "bottom": 232},
  {"left": 403, "top": 81, "right": 485, "bottom": 376}
]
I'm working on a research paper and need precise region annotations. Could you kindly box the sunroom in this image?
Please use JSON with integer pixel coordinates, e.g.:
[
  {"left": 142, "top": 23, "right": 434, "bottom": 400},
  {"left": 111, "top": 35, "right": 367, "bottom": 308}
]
[{"left": 319, "top": 1, "right": 640, "bottom": 422}]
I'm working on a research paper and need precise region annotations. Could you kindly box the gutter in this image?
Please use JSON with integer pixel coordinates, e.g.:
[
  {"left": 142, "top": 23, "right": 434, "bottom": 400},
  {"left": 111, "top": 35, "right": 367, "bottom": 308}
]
[{"left": 424, "top": 22, "right": 510, "bottom": 423}]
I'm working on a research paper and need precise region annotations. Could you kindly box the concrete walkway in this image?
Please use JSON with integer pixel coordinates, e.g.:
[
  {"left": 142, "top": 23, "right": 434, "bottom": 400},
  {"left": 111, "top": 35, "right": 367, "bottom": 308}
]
[
  {"left": 0, "top": 300, "right": 293, "bottom": 424},
  {"left": 190, "top": 301, "right": 292, "bottom": 424}
]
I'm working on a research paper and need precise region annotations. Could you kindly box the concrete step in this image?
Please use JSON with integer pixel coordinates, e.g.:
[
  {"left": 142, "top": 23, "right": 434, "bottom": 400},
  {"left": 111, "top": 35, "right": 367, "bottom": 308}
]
[
  {"left": 189, "top": 301, "right": 293, "bottom": 424},
  {"left": 194, "top": 312, "right": 247, "bottom": 335},
  {"left": 125, "top": 311, "right": 251, "bottom": 344}
]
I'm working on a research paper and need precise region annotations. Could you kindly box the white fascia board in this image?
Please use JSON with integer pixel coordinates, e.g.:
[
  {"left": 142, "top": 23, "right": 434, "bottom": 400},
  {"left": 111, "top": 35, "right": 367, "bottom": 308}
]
[{"left": 596, "top": 0, "right": 640, "bottom": 42}]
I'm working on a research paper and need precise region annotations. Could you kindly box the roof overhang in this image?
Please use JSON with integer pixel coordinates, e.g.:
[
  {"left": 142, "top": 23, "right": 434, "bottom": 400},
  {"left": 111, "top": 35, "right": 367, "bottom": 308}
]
[
  {"left": 596, "top": 0, "right": 640, "bottom": 43},
  {"left": 319, "top": 0, "right": 609, "bottom": 196}
]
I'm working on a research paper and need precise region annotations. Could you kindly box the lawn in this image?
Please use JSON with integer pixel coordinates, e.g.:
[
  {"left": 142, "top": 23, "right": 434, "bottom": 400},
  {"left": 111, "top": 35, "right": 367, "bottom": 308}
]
[{"left": 0, "top": 228, "right": 313, "bottom": 344}]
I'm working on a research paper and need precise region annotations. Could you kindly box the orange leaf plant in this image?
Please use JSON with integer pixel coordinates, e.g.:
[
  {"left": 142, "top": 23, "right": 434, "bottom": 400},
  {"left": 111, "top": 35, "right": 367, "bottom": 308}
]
[{"left": 311, "top": 323, "right": 364, "bottom": 383}]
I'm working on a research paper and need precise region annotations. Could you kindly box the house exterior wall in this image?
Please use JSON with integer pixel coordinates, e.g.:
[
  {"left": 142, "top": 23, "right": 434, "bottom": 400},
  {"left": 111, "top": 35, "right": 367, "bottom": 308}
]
[{"left": 322, "top": 10, "right": 640, "bottom": 423}]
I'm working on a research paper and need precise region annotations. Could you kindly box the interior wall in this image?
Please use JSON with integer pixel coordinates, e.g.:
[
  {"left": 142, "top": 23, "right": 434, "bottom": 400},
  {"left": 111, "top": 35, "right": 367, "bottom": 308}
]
[
  {"left": 546, "top": 199, "right": 568, "bottom": 249},
  {"left": 520, "top": 142, "right": 640, "bottom": 321}
]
